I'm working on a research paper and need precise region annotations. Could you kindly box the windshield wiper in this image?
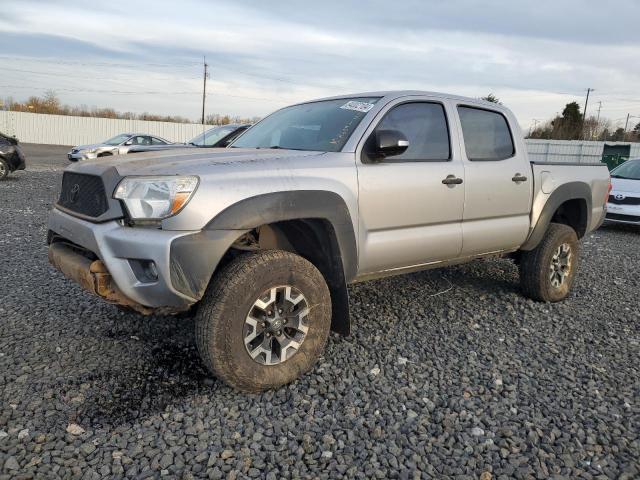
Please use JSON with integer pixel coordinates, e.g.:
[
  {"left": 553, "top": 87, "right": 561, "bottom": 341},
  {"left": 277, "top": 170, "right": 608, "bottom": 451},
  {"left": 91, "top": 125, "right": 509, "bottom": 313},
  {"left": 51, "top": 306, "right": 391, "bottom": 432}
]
[
  {"left": 611, "top": 175, "right": 630, "bottom": 179},
  {"left": 249, "top": 145, "right": 305, "bottom": 150},
  {"left": 268, "top": 145, "right": 308, "bottom": 151}
]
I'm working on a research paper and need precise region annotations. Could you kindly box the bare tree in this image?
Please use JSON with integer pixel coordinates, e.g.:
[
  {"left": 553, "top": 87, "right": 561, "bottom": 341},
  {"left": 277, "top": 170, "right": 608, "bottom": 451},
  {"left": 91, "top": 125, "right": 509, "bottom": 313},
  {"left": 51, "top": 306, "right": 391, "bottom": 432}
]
[{"left": 5, "top": 92, "right": 256, "bottom": 125}]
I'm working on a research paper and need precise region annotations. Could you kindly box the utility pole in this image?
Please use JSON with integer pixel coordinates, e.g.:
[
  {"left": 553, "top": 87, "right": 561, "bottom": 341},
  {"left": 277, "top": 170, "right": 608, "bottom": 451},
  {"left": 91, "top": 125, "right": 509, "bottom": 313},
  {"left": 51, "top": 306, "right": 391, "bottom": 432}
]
[
  {"left": 582, "top": 87, "right": 593, "bottom": 139},
  {"left": 623, "top": 113, "right": 630, "bottom": 141},
  {"left": 590, "top": 101, "right": 603, "bottom": 140},
  {"left": 583, "top": 88, "right": 593, "bottom": 120},
  {"left": 201, "top": 56, "right": 208, "bottom": 125}
]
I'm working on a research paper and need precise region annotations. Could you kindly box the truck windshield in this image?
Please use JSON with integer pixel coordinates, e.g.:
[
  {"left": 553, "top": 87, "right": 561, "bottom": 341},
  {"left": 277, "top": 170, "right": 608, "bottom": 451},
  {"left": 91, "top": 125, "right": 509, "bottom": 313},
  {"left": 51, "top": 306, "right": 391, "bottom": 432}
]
[
  {"left": 611, "top": 159, "right": 640, "bottom": 180},
  {"left": 230, "top": 97, "right": 380, "bottom": 152}
]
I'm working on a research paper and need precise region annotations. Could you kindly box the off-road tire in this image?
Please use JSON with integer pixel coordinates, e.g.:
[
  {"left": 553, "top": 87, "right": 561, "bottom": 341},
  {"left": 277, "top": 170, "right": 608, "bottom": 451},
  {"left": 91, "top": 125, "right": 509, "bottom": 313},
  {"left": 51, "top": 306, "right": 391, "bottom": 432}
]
[
  {"left": 195, "top": 250, "right": 332, "bottom": 392},
  {"left": 519, "top": 223, "right": 580, "bottom": 302},
  {"left": 0, "top": 159, "right": 9, "bottom": 180}
]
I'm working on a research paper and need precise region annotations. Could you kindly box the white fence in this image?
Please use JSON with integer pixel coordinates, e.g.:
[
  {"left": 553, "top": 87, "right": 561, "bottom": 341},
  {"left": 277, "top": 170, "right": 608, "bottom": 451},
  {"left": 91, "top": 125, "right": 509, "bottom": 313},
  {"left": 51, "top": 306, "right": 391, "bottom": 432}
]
[
  {"left": 0, "top": 111, "right": 207, "bottom": 145},
  {"left": 526, "top": 139, "right": 640, "bottom": 164},
  {"left": 1, "top": 111, "right": 639, "bottom": 164}
]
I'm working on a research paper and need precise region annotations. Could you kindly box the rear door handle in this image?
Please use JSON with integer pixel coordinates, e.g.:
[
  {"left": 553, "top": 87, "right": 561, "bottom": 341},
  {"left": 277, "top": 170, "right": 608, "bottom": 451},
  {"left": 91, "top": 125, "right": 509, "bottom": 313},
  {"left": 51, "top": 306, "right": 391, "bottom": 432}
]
[
  {"left": 442, "top": 175, "right": 463, "bottom": 185},
  {"left": 512, "top": 174, "right": 528, "bottom": 183}
]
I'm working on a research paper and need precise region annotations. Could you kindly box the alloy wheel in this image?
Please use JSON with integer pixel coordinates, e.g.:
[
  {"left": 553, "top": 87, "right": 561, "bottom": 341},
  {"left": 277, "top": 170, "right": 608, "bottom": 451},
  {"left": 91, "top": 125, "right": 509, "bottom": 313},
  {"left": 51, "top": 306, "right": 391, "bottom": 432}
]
[
  {"left": 243, "top": 285, "right": 310, "bottom": 365},
  {"left": 549, "top": 243, "right": 572, "bottom": 288}
]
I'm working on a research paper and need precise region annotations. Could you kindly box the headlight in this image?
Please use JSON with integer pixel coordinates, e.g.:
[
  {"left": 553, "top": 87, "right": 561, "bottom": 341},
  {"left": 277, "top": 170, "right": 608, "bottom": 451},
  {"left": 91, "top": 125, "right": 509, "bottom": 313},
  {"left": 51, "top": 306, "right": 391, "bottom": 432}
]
[
  {"left": 82, "top": 148, "right": 98, "bottom": 154},
  {"left": 114, "top": 176, "right": 199, "bottom": 220}
]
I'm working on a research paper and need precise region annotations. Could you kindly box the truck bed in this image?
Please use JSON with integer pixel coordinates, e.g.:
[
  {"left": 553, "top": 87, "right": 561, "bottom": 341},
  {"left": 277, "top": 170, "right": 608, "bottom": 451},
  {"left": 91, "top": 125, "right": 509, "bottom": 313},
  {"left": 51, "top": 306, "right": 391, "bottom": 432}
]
[{"left": 529, "top": 162, "right": 609, "bottom": 236}]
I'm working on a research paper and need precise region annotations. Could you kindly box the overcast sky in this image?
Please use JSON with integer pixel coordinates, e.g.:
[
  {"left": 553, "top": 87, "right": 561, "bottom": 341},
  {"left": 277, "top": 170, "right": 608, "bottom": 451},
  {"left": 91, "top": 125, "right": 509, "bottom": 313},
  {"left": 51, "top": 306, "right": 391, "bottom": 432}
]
[{"left": 1, "top": 0, "right": 639, "bottom": 129}]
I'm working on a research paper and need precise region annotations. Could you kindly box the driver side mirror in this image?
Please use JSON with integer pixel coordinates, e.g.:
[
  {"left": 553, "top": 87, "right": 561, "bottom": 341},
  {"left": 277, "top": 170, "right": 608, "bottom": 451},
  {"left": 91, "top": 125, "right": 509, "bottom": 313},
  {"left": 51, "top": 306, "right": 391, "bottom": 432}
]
[
  {"left": 364, "top": 129, "right": 409, "bottom": 162},
  {"left": 124, "top": 140, "right": 133, "bottom": 146}
]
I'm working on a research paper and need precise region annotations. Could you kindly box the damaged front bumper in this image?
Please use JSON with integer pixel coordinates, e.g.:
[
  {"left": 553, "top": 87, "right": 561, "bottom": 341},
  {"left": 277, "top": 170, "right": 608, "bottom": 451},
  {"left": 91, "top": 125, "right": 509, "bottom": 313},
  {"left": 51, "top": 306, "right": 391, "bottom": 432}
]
[
  {"left": 48, "top": 243, "right": 159, "bottom": 315},
  {"left": 47, "top": 207, "right": 244, "bottom": 314},
  {"left": 48, "top": 208, "right": 198, "bottom": 314}
]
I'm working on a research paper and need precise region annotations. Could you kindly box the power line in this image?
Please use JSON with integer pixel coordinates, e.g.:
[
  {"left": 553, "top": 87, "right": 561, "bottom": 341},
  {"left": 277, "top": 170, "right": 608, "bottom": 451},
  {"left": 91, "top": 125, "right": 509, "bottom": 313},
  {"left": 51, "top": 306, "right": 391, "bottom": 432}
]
[
  {"left": 0, "top": 55, "right": 202, "bottom": 69},
  {"left": 0, "top": 66, "right": 201, "bottom": 86},
  {"left": 0, "top": 84, "right": 288, "bottom": 103},
  {"left": 206, "top": 91, "right": 286, "bottom": 103},
  {"left": 2, "top": 54, "right": 347, "bottom": 90},
  {"left": 0, "top": 85, "right": 199, "bottom": 95}
]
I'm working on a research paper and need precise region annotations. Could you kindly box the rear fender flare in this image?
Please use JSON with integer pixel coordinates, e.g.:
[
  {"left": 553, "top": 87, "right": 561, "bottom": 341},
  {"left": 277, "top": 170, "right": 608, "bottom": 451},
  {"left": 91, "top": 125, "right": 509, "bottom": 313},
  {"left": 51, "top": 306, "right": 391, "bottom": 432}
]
[{"left": 520, "top": 181, "right": 592, "bottom": 251}]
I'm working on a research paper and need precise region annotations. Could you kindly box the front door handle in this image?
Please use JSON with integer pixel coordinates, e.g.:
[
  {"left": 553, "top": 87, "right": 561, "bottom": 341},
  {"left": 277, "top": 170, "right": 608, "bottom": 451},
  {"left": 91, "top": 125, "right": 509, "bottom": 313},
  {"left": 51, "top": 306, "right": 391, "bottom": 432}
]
[
  {"left": 442, "top": 175, "right": 463, "bottom": 185},
  {"left": 512, "top": 174, "right": 528, "bottom": 183}
]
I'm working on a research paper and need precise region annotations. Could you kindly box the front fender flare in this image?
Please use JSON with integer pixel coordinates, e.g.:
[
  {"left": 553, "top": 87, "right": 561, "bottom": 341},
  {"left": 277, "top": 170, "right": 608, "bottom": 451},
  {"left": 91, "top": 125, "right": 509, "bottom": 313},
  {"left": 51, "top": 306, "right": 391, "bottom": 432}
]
[
  {"left": 205, "top": 190, "right": 358, "bottom": 281},
  {"left": 204, "top": 190, "right": 357, "bottom": 336}
]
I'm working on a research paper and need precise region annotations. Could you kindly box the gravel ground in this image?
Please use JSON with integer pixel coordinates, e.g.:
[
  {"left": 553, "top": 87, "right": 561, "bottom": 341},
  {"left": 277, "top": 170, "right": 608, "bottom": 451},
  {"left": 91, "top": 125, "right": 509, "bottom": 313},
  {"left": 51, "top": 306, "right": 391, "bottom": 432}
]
[{"left": 1, "top": 145, "right": 639, "bottom": 479}]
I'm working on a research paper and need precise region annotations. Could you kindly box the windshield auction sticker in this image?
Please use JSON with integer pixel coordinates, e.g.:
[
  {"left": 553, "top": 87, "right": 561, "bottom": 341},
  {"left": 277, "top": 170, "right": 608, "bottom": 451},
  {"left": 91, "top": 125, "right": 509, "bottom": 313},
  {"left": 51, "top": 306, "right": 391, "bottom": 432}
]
[{"left": 340, "top": 101, "right": 375, "bottom": 113}]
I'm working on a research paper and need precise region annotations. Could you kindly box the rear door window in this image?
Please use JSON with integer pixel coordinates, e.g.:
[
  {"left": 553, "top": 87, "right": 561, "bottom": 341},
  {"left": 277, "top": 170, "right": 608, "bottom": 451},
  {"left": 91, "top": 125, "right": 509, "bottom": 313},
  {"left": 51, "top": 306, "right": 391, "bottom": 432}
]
[{"left": 457, "top": 106, "right": 514, "bottom": 161}]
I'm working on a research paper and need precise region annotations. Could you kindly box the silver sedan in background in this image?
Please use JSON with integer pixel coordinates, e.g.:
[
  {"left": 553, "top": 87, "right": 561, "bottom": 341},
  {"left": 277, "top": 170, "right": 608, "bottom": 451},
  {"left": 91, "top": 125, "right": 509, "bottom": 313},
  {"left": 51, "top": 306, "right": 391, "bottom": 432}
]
[
  {"left": 125, "top": 124, "right": 251, "bottom": 154},
  {"left": 67, "top": 133, "right": 172, "bottom": 161}
]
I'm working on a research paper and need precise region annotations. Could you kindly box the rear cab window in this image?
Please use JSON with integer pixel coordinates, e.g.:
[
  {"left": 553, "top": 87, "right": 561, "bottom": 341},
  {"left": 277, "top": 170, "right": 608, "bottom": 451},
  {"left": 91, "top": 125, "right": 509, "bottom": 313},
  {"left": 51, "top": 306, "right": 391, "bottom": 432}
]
[{"left": 457, "top": 106, "right": 514, "bottom": 161}]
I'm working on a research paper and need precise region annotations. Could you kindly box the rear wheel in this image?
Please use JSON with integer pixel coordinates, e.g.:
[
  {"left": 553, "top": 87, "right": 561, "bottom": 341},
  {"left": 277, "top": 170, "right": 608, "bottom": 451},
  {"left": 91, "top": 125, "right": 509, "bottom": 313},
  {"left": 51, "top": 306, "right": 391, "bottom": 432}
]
[
  {"left": 195, "top": 250, "right": 332, "bottom": 392},
  {"left": 0, "top": 159, "right": 9, "bottom": 180},
  {"left": 519, "top": 223, "right": 580, "bottom": 302}
]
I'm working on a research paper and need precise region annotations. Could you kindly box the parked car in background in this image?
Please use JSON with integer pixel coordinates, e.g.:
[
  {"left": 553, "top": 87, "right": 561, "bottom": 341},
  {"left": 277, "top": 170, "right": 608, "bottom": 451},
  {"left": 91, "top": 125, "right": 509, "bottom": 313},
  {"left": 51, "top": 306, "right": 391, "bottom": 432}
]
[
  {"left": 67, "top": 133, "right": 172, "bottom": 161},
  {"left": 606, "top": 158, "right": 640, "bottom": 226},
  {"left": 0, "top": 132, "right": 26, "bottom": 180},
  {"left": 126, "top": 124, "right": 250, "bottom": 154},
  {"left": 189, "top": 124, "right": 251, "bottom": 147},
  {"left": 48, "top": 91, "right": 610, "bottom": 392}
]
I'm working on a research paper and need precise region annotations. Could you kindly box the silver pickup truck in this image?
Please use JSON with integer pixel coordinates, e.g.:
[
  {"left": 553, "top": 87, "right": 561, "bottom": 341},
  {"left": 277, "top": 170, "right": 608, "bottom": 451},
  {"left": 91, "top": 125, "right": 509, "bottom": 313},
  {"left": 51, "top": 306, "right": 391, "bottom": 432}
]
[{"left": 47, "top": 91, "right": 610, "bottom": 392}]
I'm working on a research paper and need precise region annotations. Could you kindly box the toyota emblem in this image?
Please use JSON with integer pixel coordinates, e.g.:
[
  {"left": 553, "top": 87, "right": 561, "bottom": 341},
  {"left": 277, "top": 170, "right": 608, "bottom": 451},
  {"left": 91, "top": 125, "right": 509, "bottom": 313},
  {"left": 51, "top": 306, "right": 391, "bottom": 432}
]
[
  {"left": 69, "top": 184, "right": 80, "bottom": 203},
  {"left": 614, "top": 194, "right": 625, "bottom": 201}
]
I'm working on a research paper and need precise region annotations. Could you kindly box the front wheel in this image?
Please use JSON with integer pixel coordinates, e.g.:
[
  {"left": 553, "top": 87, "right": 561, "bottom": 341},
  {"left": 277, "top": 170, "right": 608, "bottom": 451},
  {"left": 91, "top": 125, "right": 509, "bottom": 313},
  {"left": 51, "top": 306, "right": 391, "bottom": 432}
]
[
  {"left": 519, "top": 223, "right": 580, "bottom": 302},
  {"left": 195, "top": 250, "right": 332, "bottom": 392}
]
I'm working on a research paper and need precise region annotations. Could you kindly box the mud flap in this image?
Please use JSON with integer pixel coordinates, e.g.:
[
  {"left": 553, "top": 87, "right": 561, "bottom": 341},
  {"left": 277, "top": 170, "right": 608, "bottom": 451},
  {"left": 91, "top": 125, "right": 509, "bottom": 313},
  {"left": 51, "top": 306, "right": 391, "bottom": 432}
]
[{"left": 329, "top": 280, "right": 351, "bottom": 336}]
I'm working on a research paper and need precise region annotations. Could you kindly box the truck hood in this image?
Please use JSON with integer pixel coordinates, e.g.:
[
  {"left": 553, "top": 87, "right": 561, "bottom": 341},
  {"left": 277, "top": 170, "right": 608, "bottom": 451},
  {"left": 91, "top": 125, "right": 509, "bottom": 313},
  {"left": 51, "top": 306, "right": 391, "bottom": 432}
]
[{"left": 65, "top": 147, "right": 325, "bottom": 177}]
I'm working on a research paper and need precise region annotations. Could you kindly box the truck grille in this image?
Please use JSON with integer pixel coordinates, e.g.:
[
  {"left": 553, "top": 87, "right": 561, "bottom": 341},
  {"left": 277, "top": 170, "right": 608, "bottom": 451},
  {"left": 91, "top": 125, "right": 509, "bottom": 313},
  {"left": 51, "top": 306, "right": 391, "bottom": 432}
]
[
  {"left": 58, "top": 172, "right": 109, "bottom": 217},
  {"left": 608, "top": 194, "right": 640, "bottom": 205}
]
